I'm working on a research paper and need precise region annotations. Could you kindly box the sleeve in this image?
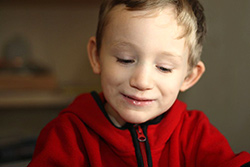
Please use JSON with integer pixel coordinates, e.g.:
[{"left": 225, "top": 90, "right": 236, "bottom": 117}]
[
  {"left": 181, "top": 111, "right": 250, "bottom": 167},
  {"left": 27, "top": 113, "right": 89, "bottom": 167}
]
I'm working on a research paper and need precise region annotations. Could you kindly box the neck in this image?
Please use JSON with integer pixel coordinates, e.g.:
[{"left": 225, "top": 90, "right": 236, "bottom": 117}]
[{"left": 105, "top": 103, "right": 126, "bottom": 128}]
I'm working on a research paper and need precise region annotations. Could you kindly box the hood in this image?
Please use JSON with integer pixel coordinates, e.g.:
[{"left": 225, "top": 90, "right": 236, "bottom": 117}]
[{"left": 60, "top": 91, "right": 187, "bottom": 152}]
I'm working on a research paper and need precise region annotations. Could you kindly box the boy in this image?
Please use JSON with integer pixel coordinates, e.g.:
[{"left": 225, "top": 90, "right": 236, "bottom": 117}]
[{"left": 28, "top": 0, "right": 250, "bottom": 166}]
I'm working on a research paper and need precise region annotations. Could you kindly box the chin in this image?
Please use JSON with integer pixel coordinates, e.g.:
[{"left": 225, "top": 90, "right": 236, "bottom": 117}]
[{"left": 123, "top": 115, "right": 151, "bottom": 124}]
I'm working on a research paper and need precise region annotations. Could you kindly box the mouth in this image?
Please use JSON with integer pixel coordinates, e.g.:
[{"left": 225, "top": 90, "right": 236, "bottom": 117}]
[{"left": 122, "top": 93, "right": 155, "bottom": 106}]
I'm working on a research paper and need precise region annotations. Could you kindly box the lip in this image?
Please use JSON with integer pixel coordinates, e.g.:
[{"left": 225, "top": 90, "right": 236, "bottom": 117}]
[{"left": 122, "top": 93, "right": 155, "bottom": 106}]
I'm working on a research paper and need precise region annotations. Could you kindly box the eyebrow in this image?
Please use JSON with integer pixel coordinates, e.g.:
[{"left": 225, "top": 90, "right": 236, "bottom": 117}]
[
  {"left": 110, "top": 41, "right": 183, "bottom": 59},
  {"left": 111, "top": 41, "right": 138, "bottom": 49},
  {"left": 159, "top": 51, "right": 183, "bottom": 59}
]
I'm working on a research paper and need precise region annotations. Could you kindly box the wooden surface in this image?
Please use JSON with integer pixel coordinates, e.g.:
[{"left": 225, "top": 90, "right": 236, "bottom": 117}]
[
  {"left": 0, "top": 74, "right": 58, "bottom": 91},
  {"left": 0, "top": 91, "right": 74, "bottom": 109}
]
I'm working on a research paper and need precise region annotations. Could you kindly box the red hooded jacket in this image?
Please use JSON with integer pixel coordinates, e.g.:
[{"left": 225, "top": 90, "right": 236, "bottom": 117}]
[{"left": 28, "top": 92, "right": 250, "bottom": 167}]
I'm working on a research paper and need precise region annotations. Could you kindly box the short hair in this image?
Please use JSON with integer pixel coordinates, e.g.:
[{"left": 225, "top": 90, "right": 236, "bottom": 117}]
[{"left": 96, "top": 0, "right": 206, "bottom": 69}]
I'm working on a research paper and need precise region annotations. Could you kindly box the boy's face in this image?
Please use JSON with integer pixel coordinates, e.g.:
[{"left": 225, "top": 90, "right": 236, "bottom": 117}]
[{"left": 88, "top": 5, "right": 204, "bottom": 126}]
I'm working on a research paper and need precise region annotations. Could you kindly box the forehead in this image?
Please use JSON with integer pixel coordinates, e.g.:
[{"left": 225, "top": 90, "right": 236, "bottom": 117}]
[
  {"left": 101, "top": 5, "right": 188, "bottom": 57},
  {"left": 103, "top": 4, "right": 185, "bottom": 41},
  {"left": 107, "top": 4, "right": 178, "bottom": 26}
]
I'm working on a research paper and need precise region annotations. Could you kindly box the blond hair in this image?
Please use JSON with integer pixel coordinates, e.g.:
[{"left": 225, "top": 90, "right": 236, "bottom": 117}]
[{"left": 96, "top": 0, "right": 206, "bottom": 68}]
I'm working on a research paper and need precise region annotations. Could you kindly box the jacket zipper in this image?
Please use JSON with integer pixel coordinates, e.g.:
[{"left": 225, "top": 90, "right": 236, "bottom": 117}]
[{"left": 135, "top": 125, "right": 148, "bottom": 167}]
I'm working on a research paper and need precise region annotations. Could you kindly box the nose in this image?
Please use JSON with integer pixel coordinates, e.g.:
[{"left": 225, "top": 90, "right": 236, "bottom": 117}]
[{"left": 129, "top": 64, "right": 154, "bottom": 91}]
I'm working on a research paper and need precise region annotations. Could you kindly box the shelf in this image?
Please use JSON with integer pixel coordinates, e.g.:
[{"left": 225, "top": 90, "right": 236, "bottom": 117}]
[
  {"left": 0, "top": 73, "right": 58, "bottom": 91},
  {"left": 0, "top": 91, "right": 74, "bottom": 109}
]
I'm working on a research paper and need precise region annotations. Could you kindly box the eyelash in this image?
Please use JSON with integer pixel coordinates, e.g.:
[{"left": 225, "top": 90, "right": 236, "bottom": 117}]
[
  {"left": 116, "top": 58, "right": 135, "bottom": 64},
  {"left": 116, "top": 58, "right": 172, "bottom": 73},
  {"left": 156, "top": 66, "right": 172, "bottom": 73}
]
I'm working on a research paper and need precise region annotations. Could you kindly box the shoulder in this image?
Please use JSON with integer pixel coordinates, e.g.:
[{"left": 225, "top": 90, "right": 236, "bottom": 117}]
[
  {"left": 173, "top": 99, "right": 210, "bottom": 127},
  {"left": 177, "top": 104, "right": 229, "bottom": 153},
  {"left": 61, "top": 92, "right": 95, "bottom": 113},
  {"left": 29, "top": 107, "right": 90, "bottom": 166},
  {"left": 59, "top": 91, "right": 103, "bottom": 118},
  {"left": 179, "top": 107, "right": 216, "bottom": 137},
  {"left": 182, "top": 109, "right": 210, "bottom": 125},
  {"left": 173, "top": 101, "right": 219, "bottom": 141},
  {"left": 41, "top": 91, "right": 96, "bottom": 136},
  {"left": 44, "top": 91, "right": 110, "bottom": 137},
  {"left": 38, "top": 112, "right": 84, "bottom": 141}
]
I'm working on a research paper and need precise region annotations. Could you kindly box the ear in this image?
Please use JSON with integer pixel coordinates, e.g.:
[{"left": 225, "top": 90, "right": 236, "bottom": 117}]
[
  {"left": 87, "top": 36, "right": 101, "bottom": 74},
  {"left": 180, "top": 61, "right": 205, "bottom": 92}
]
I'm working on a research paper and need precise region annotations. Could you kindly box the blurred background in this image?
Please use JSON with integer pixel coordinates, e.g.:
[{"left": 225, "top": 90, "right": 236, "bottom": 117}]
[{"left": 0, "top": 0, "right": 249, "bottom": 166}]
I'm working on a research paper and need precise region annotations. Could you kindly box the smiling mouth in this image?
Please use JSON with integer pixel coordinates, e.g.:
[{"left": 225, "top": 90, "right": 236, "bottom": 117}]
[
  {"left": 123, "top": 94, "right": 152, "bottom": 101},
  {"left": 122, "top": 94, "right": 155, "bottom": 106}
]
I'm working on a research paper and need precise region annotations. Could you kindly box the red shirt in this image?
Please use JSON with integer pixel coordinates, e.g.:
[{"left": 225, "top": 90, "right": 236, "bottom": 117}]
[{"left": 28, "top": 92, "right": 250, "bottom": 167}]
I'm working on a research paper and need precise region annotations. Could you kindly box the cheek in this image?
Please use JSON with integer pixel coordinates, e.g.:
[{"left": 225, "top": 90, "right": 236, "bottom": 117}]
[
  {"left": 158, "top": 74, "right": 186, "bottom": 96},
  {"left": 160, "top": 79, "right": 182, "bottom": 106},
  {"left": 100, "top": 66, "right": 128, "bottom": 89}
]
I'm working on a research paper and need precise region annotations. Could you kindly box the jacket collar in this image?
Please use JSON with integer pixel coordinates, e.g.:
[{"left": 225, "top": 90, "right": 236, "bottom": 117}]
[{"left": 61, "top": 91, "right": 187, "bottom": 151}]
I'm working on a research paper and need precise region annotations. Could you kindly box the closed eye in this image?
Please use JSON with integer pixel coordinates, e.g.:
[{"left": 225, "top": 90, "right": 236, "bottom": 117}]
[
  {"left": 156, "top": 66, "right": 172, "bottom": 73},
  {"left": 116, "top": 58, "right": 135, "bottom": 64}
]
